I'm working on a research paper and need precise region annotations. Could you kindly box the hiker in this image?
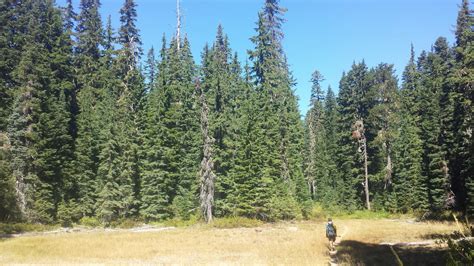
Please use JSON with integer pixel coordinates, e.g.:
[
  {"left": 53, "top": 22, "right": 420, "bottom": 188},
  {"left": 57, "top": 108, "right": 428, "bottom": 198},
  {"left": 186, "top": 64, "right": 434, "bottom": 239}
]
[{"left": 326, "top": 218, "right": 337, "bottom": 251}]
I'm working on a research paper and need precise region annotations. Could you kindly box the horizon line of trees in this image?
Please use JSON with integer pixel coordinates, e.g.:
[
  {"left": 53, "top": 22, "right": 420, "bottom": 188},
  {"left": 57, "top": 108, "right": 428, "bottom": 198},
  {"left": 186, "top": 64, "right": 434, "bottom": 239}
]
[{"left": 0, "top": 0, "right": 472, "bottom": 225}]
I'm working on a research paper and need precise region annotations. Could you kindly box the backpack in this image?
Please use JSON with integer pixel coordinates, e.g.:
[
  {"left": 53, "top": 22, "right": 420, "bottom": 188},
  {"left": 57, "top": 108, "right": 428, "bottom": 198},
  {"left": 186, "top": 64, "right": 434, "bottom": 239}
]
[{"left": 326, "top": 223, "right": 336, "bottom": 237}]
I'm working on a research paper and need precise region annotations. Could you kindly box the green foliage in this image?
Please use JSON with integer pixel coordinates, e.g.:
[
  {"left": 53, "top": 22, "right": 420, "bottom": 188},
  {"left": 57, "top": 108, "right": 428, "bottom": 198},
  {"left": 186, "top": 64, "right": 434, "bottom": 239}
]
[
  {"left": 162, "top": 215, "right": 200, "bottom": 227},
  {"left": 171, "top": 192, "right": 197, "bottom": 221},
  {"left": 79, "top": 216, "right": 102, "bottom": 228},
  {"left": 210, "top": 217, "right": 263, "bottom": 228},
  {"left": 109, "top": 218, "right": 143, "bottom": 229},
  {"left": 266, "top": 192, "right": 303, "bottom": 221},
  {"left": 57, "top": 200, "right": 81, "bottom": 227},
  {"left": 0, "top": 0, "right": 471, "bottom": 225}
]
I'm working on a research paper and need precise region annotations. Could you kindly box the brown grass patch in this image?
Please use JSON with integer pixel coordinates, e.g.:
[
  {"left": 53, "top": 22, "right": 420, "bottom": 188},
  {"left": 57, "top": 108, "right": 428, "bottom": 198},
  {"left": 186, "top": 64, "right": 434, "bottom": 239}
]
[
  {"left": 0, "top": 219, "right": 457, "bottom": 265},
  {"left": 336, "top": 219, "right": 456, "bottom": 265}
]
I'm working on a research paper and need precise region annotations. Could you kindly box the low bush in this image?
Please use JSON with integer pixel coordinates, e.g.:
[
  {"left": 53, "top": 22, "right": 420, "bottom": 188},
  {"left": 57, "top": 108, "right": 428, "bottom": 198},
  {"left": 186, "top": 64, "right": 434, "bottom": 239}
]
[
  {"left": 110, "top": 218, "right": 144, "bottom": 229},
  {"left": 211, "top": 217, "right": 263, "bottom": 228},
  {"left": 163, "top": 215, "right": 200, "bottom": 227},
  {"left": 308, "top": 203, "right": 327, "bottom": 220},
  {"left": 336, "top": 210, "right": 394, "bottom": 219},
  {"left": 305, "top": 202, "right": 408, "bottom": 220},
  {"left": 79, "top": 217, "right": 102, "bottom": 228}
]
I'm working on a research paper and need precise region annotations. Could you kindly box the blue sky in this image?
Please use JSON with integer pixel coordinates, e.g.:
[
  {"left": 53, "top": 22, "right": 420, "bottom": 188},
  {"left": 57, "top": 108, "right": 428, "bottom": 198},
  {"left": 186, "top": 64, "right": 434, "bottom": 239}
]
[{"left": 58, "top": 0, "right": 461, "bottom": 115}]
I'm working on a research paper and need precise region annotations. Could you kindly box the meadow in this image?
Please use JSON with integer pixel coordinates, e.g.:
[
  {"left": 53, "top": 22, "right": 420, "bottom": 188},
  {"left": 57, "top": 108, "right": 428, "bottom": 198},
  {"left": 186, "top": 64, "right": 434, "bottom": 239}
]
[{"left": 0, "top": 218, "right": 458, "bottom": 265}]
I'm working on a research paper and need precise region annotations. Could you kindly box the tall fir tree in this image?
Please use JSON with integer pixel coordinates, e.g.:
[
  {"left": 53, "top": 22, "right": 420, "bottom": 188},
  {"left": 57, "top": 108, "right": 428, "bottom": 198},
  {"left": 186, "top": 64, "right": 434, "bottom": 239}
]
[
  {"left": 6, "top": 0, "right": 75, "bottom": 222},
  {"left": 322, "top": 86, "right": 342, "bottom": 207},
  {"left": 417, "top": 38, "right": 451, "bottom": 211},
  {"left": 304, "top": 70, "right": 329, "bottom": 201},
  {"left": 450, "top": 0, "right": 473, "bottom": 214},
  {"left": 390, "top": 46, "right": 429, "bottom": 212},
  {"left": 247, "top": 0, "right": 307, "bottom": 220},
  {"left": 73, "top": 0, "right": 104, "bottom": 217},
  {"left": 367, "top": 64, "right": 398, "bottom": 209}
]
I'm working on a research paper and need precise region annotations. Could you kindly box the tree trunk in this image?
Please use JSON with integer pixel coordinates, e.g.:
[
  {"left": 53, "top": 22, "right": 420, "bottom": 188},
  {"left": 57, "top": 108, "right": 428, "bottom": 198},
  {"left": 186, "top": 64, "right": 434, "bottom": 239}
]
[
  {"left": 176, "top": 0, "right": 181, "bottom": 51},
  {"left": 196, "top": 80, "right": 216, "bottom": 223},
  {"left": 363, "top": 136, "right": 371, "bottom": 210}
]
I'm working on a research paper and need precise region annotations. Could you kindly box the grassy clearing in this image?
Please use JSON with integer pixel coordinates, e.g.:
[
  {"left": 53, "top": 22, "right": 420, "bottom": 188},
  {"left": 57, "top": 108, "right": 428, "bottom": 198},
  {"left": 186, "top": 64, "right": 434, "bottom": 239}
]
[{"left": 0, "top": 219, "right": 458, "bottom": 265}]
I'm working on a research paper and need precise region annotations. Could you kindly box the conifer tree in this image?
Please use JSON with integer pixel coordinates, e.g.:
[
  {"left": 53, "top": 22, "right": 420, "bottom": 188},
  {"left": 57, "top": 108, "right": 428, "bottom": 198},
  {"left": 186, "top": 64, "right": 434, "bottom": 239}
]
[
  {"left": 145, "top": 47, "right": 157, "bottom": 93},
  {"left": 417, "top": 38, "right": 451, "bottom": 211},
  {"left": 304, "top": 70, "right": 328, "bottom": 201},
  {"left": 73, "top": 0, "right": 105, "bottom": 217},
  {"left": 0, "top": 0, "right": 30, "bottom": 132},
  {"left": 336, "top": 62, "right": 373, "bottom": 210},
  {"left": 367, "top": 64, "right": 398, "bottom": 209},
  {"left": 322, "top": 86, "right": 341, "bottom": 206},
  {"left": 390, "top": 47, "right": 428, "bottom": 212},
  {"left": 6, "top": 0, "right": 74, "bottom": 222},
  {"left": 247, "top": 0, "right": 306, "bottom": 220},
  {"left": 450, "top": 0, "right": 473, "bottom": 214},
  {"left": 140, "top": 36, "right": 170, "bottom": 220}
]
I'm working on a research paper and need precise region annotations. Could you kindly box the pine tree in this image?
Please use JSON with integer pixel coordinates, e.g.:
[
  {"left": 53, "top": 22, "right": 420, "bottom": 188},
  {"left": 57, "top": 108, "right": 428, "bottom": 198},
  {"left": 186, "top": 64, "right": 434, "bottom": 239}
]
[
  {"left": 304, "top": 70, "right": 328, "bottom": 201},
  {"left": 368, "top": 64, "right": 398, "bottom": 209},
  {"left": 140, "top": 36, "right": 170, "bottom": 220},
  {"left": 144, "top": 47, "right": 157, "bottom": 93},
  {"left": 417, "top": 38, "right": 451, "bottom": 211},
  {"left": 247, "top": 0, "right": 306, "bottom": 220},
  {"left": 73, "top": 0, "right": 105, "bottom": 217},
  {"left": 0, "top": 1, "right": 24, "bottom": 132},
  {"left": 7, "top": 0, "right": 75, "bottom": 222},
  {"left": 450, "top": 0, "right": 473, "bottom": 215},
  {"left": 199, "top": 25, "right": 246, "bottom": 217},
  {"left": 141, "top": 29, "right": 200, "bottom": 220},
  {"left": 391, "top": 107, "right": 428, "bottom": 212},
  {"left": 323, "top": 86, "right": 342, "bottom": 206},
  {"left": 390, "top": 46, "right": 429, "bottom": 212},
  {"left": 336, "top": 62, "right": 374, "bottom": 210}
]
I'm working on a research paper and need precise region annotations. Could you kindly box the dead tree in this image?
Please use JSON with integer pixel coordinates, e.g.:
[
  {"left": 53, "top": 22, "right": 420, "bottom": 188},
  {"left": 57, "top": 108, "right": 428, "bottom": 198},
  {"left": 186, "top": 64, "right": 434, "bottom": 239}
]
[
  {"left": 196, "top": 79, "right": 216, "bottom": 223},
  {"left": 176, "top": 0, "right": 181, "bottom": 51},
  {"left": 306, "top": 111, "right": 317, "bottom": 198},
  {"left": 353, "top": 119, "right": 371, "bottom": 210}
]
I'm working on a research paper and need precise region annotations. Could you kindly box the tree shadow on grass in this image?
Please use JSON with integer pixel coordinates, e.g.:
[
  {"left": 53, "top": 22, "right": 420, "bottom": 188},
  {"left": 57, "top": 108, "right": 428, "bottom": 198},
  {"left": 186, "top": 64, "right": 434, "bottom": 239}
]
[{"left": 337, "top": 240, "right": 448, "bottom": 266}]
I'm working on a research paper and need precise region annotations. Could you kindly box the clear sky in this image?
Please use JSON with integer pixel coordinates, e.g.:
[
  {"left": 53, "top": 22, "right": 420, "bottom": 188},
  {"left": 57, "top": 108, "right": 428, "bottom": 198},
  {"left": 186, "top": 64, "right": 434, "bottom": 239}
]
[{"left": 58, "top": 0, "right": 461, "bottom": 115}]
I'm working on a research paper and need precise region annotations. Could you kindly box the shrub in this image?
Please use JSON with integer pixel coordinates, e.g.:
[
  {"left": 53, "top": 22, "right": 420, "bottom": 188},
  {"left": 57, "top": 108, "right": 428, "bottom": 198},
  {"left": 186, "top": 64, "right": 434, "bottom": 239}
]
[
  {"left": 171, "top": 193, "right": 197, "bottom": 220},
  {"left": 308, "top": 203, "right": 327, "bottom": 220},
  {"left": 57, "top": 201, "right": 81, "bottom": 227},
  {"left": 163, "top": 215, "right": 199, "bottom": 227},
  {"left": 211, "top": 217, "right": 263, "bottom": 229},
  {"left": 110, "top": 218, "right": 143, "bottom": 229},
  {"left": 266, "top": 195, "right": 302, "bottom": 221},
  {"left": 79, "top": 217, "right": 102, "bottom": 228}
]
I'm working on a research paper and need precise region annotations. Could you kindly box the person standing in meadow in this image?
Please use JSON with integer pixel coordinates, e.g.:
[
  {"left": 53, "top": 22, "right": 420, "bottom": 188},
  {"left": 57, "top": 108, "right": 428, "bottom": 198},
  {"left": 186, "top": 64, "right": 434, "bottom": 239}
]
[{"left": 326, "top": 218, "right": 337, "bottom": 251}]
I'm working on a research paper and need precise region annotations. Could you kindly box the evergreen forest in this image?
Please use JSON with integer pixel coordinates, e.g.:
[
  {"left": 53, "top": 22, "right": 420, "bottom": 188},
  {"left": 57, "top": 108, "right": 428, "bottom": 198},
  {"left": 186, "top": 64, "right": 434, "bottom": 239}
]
[{"left": 0, "top": 0, "right": 472, "bottom": 225}]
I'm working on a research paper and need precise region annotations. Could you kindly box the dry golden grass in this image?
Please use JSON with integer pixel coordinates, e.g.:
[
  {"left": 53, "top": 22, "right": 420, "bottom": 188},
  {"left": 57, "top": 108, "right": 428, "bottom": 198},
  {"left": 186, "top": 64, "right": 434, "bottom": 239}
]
[
  {"left": 339, "top": 219, "right": 456, "bottom": 243},
  {"left": 335, "top": 219, "right": 457, "bottom": 265},
  {"left": 0, "top": 219, "right": 457, "bottom": 265}
]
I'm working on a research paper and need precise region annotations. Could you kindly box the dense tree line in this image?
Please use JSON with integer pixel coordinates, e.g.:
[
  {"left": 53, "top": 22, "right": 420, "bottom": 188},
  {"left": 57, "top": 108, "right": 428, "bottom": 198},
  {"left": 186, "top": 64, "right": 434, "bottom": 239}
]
[
  {"left": 0, "top": 0, "right": 471, "bottom": 224},
  {"left": 304, "top": 0, "right": 473, "bottom": 215}
]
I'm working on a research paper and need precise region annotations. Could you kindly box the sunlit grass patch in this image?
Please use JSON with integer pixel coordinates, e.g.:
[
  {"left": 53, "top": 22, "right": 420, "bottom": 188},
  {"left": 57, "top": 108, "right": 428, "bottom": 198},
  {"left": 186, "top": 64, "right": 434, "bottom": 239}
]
[{"left": 0, "top": 219, "right": 459, "bottom": 265}]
